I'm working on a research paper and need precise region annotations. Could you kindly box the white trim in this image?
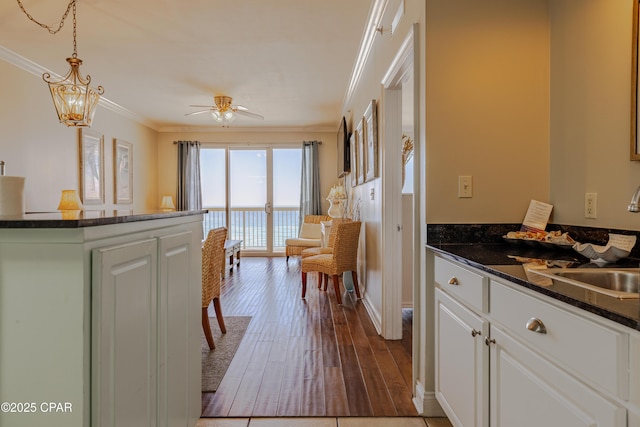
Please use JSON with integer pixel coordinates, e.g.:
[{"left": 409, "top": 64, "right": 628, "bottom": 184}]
[
  {"left": 379, "top": 26, "right": 416, "bottom": 340},
  {"left": 158, "top": 125, "right": 336, "bottom": 133},
  {"left": 342, "top": 0, "right": 389, "bottom": 114},
  {"left": 362, "top": 293, "right": 382, "bottom": 335},
  {"left": 0, "top": 45, "right": 156, "bottom": 130},
  {"left": 414, "top": 380, "right": 446, "bottom": 417}
]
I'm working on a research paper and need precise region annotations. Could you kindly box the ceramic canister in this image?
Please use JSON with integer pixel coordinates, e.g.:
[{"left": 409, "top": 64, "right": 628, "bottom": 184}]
[{"left": 0, "top": 176, "right": 26, "bottom": 216}]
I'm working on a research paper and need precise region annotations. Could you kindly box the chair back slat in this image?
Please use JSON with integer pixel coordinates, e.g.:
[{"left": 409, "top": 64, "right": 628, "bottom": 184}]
[
  {"left": 202, "top": 227, "right": 227, "bottom": 307},
  {"left": 331, "top": 221, "right": 362, "bottom": 273}
]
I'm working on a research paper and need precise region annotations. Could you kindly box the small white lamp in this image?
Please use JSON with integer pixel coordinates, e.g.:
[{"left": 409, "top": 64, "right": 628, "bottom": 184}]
[{"left": 160, "top": 195, "right": 175, "bottom": 212}]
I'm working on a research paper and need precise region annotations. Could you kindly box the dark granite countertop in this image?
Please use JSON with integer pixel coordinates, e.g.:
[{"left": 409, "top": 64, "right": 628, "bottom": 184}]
[
  {"left": 427, "top": 242, "right": 640, "bottom": 331},
  {"left": 0, "top": 210, "right": 205, "bottom": 228}
]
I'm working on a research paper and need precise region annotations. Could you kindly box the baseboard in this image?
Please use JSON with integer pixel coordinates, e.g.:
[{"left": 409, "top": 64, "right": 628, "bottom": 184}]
[
  {"left": 413, "top": 380, "right": 446, "bottom": 417},
  {"left": 362, "top": 293, "right": 382, "bottom": 335}
]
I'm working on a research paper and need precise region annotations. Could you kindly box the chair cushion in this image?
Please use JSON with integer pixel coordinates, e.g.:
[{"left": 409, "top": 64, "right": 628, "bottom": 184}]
[
  {"left": 299, "top": 223, "right": 322, "bottom": 239},
  {"left": 285, "top": 237, "right": 322, "bottom": 248}
]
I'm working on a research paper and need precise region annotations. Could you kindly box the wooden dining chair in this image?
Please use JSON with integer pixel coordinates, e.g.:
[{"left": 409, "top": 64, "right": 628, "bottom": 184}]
[
  {"left": 202, "top": 226, "right": 228, "bottom": 350},
  {"left": 301, "top": 221, "right": 362, "bottom": 305}
]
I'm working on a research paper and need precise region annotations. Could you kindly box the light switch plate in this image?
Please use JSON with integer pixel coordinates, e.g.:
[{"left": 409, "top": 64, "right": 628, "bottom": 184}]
[{"left": 458, "top": 176, "right": 472, "bottom": 198}]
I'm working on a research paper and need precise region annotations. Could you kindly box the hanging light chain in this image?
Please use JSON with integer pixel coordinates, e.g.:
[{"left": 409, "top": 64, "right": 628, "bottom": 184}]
[
  {"left": 71, "top": 1, "right": 77, "bottom": 58},
  {"left": 16, "top": 0, "right": 75, "bottom": 35}
]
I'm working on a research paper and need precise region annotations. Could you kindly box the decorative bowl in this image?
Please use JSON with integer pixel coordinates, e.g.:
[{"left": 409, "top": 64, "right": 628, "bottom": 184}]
[{"left": 573, "top": 242, "right": 631, "bottom": 265}]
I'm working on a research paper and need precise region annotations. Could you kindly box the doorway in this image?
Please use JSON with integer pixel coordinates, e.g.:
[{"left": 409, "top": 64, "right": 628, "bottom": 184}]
[{"left": 380, "top": 24, "right": 419, "bottom": 341}]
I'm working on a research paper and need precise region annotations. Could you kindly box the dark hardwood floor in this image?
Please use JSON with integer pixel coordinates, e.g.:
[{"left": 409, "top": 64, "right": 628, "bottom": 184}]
[{"left": 201, "top": 256, "right": 416, "bottom": 418}]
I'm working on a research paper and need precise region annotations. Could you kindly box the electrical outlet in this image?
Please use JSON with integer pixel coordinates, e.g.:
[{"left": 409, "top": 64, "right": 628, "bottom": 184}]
[
  {"left": 585, "top": 193, "right": 597, "bottom": 219},
  {"left": 458, "top": 176, "right": 472, "bottom": 198}
]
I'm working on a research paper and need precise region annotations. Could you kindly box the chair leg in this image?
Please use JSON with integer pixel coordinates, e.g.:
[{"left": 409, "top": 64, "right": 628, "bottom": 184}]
[
  {"left": 301, "top": 271, "right": 307, "bottom": 299},
  {"left": 318, "top": 272, "right": 323, "bottom": 289},
  {"left": 332, "top": 274, "right": 343, "bottom": 305},
  {"left": 286, "top": 255, "right": 289, "bottom": 263},
  {"left": 213, "top": 297, "right": 226, "bottom": 334},
  {"left": 323, "top": 274, "right": 328, "bottom": 291},
  {"left": 202, "top": 307, "right": 215, "bottom": 350},
  {"left": 351, "top": 270, "right": 362, "bottom": 299}
]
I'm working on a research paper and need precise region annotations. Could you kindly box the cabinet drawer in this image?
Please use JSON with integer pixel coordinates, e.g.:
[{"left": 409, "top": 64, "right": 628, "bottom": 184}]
[
  {"left": 434, "top": 256, "right": 488, "bottom": 313},
  {"left": 490, "top": 280, "right": 628, "bottom": 399}
]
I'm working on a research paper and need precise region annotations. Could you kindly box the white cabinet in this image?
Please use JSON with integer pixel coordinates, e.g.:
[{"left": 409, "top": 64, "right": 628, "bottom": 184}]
[
  {"left": 433, "top": 255, "right": 629, "bottom": 427},
  {"left": 489, "top": 325, "right": 625, "bottom": 427},
  {"left": 0, "top": 214, "right": 203, "bottom": 427},
  {"left": 93, "top": 238, "right": 159, "bottom": 427},
  {"left": 92, "top": 230, "right": 200, "bottom": 427},
  {"left": 435, "top": 288, "right": 488, "bottom": 427}
]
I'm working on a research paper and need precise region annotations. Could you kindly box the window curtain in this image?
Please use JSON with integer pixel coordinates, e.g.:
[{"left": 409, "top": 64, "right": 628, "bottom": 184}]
[
  {"left": 176, "top": 140, "right": 202, "bottom": 211},
  {"left": 299, "top": 140, "right": 322, "bottom": 224}
]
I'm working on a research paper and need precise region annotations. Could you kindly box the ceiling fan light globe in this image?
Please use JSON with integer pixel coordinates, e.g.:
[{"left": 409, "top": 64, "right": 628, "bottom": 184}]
[
  {"left": 211, "top": 110, "right": 222, "bottom": 122},
  {"left": 224, "top": 111, "right": 235, "bottom": 121}
]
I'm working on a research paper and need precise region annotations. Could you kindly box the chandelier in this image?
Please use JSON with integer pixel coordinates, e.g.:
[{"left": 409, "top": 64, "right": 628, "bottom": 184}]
[
  {"left": 17, "top": 0, "right": 104, "bottom": 127},
  {"left": 211, "top": 96, "right": 236, "bottom": 126}
]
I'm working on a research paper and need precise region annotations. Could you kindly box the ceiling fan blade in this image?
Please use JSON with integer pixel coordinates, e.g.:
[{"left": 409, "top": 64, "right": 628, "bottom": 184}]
[
  {"left": 235, "top": 105, "right": 249, "bottom": 111},
  {"left": 235, "top": 109, "right": 264, "bottom": 120},
  {"left": 185, "top": 109, "right": 211, "bottom": 116},
  {"left": 189, "top": 105, "right": 215, "bottom": 108}
]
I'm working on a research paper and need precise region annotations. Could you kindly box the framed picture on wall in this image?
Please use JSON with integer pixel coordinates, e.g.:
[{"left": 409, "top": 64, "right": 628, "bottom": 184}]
[
  {"left": 350, "top": 129, "right": 358, "bottom": 187},
  {"left": 364, "top": 99, "right": 378, "bottom": 182},
  {"left": 79, "top": 128, "right": 105, "bottom": 204},
  {"left": 357, "top": 117, "right": 365, "bottom": 185},
  {"left": 114, "top": 139, "right": 133, "bottom": 204}
]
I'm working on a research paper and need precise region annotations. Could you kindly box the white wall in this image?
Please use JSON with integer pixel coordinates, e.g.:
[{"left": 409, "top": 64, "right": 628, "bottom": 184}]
[
  {"left": 157, "top": 130, "right": 338, "bottom": 214},
  {"left": 0, "top": 60, "right": 158, "bottom": 213},
  {"left": 550, "top": 0, "right": 640, "bottom": 230}
]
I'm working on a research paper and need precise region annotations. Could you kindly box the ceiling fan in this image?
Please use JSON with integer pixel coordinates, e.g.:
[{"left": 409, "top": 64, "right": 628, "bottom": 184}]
[{"left": 186, "top": 95, "right": 264, "bottom": 126}]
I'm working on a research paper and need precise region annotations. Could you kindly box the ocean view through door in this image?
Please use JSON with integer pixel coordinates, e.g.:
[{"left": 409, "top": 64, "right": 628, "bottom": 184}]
[{"left": 201, "top": 146, "right": 302, "bottom": 255}]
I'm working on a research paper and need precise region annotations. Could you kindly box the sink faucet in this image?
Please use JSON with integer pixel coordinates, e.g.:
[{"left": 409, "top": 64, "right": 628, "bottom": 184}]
[{"left": 629, "top": 185, "right": 640, "bottom": 212}]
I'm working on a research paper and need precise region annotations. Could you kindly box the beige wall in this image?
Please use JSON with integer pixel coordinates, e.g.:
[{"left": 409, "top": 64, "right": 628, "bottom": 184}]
[
  {"left": 157, "top": 130, "right": 338, "bottom": 214},
  {"left": 425, "top": 0, "right": 550, "bottom": 224},
  {"left": 0, "top": 60, "right": 158, "bottom": 213},
  {"left": 550, "top": 0, "right": 640, "bottom": 230}
]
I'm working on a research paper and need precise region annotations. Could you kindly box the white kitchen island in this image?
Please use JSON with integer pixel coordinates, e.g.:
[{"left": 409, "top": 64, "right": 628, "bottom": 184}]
[{"left": 0, "top": 210, "right": 204, "bottom": 427}]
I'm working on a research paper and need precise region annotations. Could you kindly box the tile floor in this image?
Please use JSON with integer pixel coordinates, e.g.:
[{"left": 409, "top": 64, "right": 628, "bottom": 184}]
[{"left": 196, "top": 417, "right": 453, "bottom": 427}]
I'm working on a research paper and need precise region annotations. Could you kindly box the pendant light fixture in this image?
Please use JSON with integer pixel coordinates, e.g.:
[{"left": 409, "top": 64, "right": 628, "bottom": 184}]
[{"left": 17, "top": 0, "right": 104, "bottom": 127}]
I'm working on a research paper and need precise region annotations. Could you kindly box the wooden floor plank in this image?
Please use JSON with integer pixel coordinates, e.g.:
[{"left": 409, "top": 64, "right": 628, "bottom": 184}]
[{"left": 201, "top": 257, "right": 416, "bottom": 418}]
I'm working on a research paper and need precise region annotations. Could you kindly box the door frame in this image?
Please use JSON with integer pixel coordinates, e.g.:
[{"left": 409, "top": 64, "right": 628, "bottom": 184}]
[{"left": 380, "top": 25, "right": 419, "bottom": 340}]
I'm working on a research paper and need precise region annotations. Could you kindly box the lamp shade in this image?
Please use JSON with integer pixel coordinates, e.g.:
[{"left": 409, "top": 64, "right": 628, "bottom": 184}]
[
  {"left": 57, "top": 189, "right": 84, "bottom": 210},
  {"left": 160, "top": 195, "right": 175, "bottom": 211},
  {"left": 326, "top": 184, "right": 347, "bottom": 201}
]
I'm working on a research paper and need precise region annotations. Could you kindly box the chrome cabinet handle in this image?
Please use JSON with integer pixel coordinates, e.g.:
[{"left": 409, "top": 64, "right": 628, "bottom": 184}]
[
  {"left": 485, "top": 337, "right": 496, "bottom": 346},
  {"left": 471, "top": 329, "right": 480, "bottom": 337},
  {"left": 448, "top": 277, "right": 459, "bottom": 286},
  {"left": 526, "top": 317, "right": 547, "bottom": 334}
]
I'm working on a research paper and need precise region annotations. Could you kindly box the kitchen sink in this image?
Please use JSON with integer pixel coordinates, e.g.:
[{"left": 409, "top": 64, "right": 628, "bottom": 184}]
[{"left": 529, "top": 268, "right": 640, "bottom": 299}]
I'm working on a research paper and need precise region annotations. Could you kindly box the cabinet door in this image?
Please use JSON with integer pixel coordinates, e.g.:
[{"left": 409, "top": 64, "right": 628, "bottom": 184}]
[
  {"left": 157, "top": 231, "right": 198, "bottom": 427},
  {"left": 92, "top": 239, "right": 158, "bottom": 427},
  {"left": 489, "top": 325, "right": 626, "bottom": 427},
  {"left": 435, "top": 288, "right": 489, "bottom": 427}
]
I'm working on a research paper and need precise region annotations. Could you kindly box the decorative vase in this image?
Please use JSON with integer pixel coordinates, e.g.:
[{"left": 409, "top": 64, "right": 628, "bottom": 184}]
[{"left": 327, "top": 199, "right": 344, "bottom": 218}]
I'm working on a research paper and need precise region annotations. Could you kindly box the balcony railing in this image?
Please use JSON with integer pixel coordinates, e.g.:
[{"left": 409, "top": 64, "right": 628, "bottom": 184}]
[{"left": 203, "top": 207, "right": 301, "bottom": 250}]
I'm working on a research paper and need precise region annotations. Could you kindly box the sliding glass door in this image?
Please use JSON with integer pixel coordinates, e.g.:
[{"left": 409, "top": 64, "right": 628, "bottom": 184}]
[
  {"left": 201, "top": 145, "right": 301, "bottom": 255},
  {"left": 229, "top": 149, "right": 269, "bottom": 251}
]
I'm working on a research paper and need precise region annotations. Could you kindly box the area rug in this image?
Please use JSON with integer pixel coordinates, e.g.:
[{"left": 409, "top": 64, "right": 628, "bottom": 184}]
[{"left": 201, "top": 316, "right": 252, "bottom": 392}]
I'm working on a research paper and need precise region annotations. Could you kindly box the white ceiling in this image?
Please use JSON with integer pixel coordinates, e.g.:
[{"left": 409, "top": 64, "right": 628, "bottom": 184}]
[{"left": 0, "top": 0, "right": 373, "bottom": 131}]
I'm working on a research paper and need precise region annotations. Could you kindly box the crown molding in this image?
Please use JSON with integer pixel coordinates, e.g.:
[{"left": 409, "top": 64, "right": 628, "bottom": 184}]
[
  {"left": 158, "top": 124, "right": 336, "bottom": 134},
  {"left": 0, "top": 45, "right": 158, "bottom": 131},
  {"left": 342, "top": 0, "right": 389, "bottom": 114}
]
